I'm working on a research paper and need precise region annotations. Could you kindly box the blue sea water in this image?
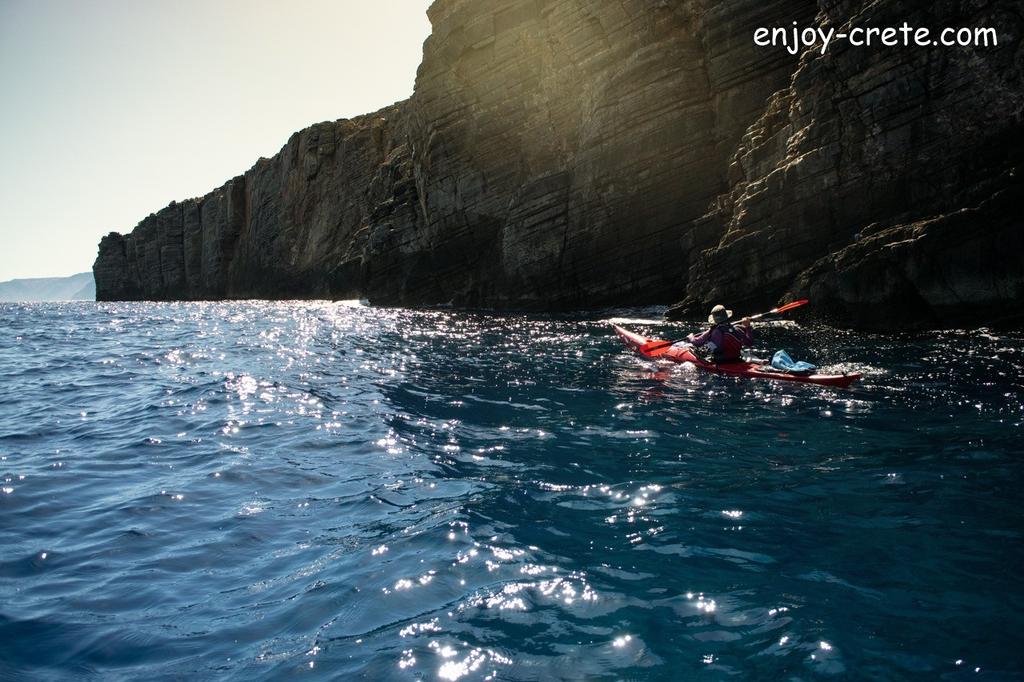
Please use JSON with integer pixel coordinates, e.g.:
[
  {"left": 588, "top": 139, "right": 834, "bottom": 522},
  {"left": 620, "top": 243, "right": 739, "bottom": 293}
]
[{"left": 0, "top": 301, "right": 1022, "bottom": 680}]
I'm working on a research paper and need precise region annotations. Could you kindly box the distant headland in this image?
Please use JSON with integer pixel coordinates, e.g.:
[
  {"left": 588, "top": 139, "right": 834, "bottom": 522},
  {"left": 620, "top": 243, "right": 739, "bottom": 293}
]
[{"left": 0, "top": 272, "right": 95, "bottom": 302}]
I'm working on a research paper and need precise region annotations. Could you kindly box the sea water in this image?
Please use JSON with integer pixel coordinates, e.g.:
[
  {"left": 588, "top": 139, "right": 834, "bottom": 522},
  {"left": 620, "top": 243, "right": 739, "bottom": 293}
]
[{"left": 0, "top": 301, "right": 1021, "bottom": 679}]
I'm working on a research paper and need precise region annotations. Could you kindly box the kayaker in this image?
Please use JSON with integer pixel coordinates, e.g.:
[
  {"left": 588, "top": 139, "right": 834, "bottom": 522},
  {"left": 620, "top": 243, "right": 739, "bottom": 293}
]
[{"left": 686, "top": 305, "right": 753, "bottom": 363}]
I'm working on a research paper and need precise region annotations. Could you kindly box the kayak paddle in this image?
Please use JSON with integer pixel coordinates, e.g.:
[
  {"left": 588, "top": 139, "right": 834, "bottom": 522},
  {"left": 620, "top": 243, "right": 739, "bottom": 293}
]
[{"left": 638, "top": 299, "right": 809, "bottom": 354}]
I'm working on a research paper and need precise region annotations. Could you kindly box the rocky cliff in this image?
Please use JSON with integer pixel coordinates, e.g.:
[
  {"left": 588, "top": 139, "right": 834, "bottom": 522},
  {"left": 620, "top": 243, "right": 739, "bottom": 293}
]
[
  {"left": 667, "top": 0, "right": 1024, "bottom": 329},
  {"left": 95, "top": 0, "right": 1023, "bottom": 330}
]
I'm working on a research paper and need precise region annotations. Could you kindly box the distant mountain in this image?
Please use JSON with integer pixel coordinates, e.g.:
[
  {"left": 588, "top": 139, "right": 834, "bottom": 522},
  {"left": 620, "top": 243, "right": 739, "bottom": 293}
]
[{"left": 0, "top": 272, "right": 95, "bottom": 302}]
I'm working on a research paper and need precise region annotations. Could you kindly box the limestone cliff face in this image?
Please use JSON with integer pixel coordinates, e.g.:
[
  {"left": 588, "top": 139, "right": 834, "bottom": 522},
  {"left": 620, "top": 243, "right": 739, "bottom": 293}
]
[
  {"left": 385, "top": 0, "right": 818, "bottom": 308},
  {"left": 95, "top": 106, "right": 411, "bottom": 302},
  {"left": 95, "top": 0, "right": 1023, "bottom": 329},
  {"left": 668, "top": 0, "right": 1024, "bottom": 328}
]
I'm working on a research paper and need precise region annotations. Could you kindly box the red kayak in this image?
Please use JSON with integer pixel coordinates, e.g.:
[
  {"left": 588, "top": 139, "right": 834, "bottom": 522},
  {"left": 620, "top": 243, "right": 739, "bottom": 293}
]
[{"left": 613, "top": 324, "right": 861, "bottom": 389}]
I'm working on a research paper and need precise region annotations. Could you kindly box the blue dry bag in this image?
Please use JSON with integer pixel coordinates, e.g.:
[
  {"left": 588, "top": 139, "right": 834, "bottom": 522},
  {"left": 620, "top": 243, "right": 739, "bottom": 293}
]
[{"left": 771, "top": 350, "right": 817, "bottom": 374}]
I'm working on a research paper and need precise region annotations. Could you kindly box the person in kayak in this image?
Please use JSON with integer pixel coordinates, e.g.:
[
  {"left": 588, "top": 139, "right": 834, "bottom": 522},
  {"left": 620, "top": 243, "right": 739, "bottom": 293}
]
[{"left": 686, "top": 305, "right": 753, "bottom": 363}]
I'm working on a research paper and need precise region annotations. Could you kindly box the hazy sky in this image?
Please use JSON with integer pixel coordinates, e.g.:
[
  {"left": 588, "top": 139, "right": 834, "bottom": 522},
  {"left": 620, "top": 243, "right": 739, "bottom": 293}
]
[{"left": 0, "top": 0, "right": 433, "bottom": 281}]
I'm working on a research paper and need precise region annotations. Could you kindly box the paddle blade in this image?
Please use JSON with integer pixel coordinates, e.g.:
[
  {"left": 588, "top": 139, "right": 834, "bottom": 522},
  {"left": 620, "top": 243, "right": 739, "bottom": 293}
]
[{"left": 773, "top": 298, "right": 809, "bottom": 314}]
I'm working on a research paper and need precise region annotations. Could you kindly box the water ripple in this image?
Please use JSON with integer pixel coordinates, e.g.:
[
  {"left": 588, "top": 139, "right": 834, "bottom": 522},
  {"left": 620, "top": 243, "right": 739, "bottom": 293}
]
[{"left": 0, "top": 302, "right": 1021, "bottom": 679}]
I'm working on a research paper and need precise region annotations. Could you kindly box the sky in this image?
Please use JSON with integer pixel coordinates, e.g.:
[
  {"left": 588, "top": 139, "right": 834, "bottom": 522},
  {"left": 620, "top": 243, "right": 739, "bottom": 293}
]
[{"left": 0, "top": 0, "right": 433, "bottom": 281}]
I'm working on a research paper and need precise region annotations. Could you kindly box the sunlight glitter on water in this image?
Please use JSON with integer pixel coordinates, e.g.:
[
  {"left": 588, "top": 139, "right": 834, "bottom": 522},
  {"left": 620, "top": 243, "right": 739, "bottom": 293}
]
[{"left": 0, "top": 302, "right": 1022, "bottom": 679}]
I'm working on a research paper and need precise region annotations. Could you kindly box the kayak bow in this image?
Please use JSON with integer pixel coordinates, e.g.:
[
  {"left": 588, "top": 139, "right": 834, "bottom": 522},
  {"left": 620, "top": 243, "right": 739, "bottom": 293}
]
[{"left": 613, "top": 324, "right": 861, "bottom": 389}]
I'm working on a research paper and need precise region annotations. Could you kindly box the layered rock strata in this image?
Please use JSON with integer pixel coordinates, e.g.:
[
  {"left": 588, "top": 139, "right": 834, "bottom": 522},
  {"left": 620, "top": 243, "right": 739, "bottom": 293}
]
[
  {"left": 95, "top": 0, "right": 816, "bottom": 306},
  {"left": 95, "top": 0, "right": 1023, "bottom": 330},
  {"left": 668, "top": 0, "right": 1024, "bottom": 328}
]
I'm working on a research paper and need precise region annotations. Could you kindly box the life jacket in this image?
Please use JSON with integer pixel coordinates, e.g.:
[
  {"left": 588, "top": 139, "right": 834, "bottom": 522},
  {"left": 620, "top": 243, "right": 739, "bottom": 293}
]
[{"left": 712, "top": 324, "right": 746, "bottom": 362}]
